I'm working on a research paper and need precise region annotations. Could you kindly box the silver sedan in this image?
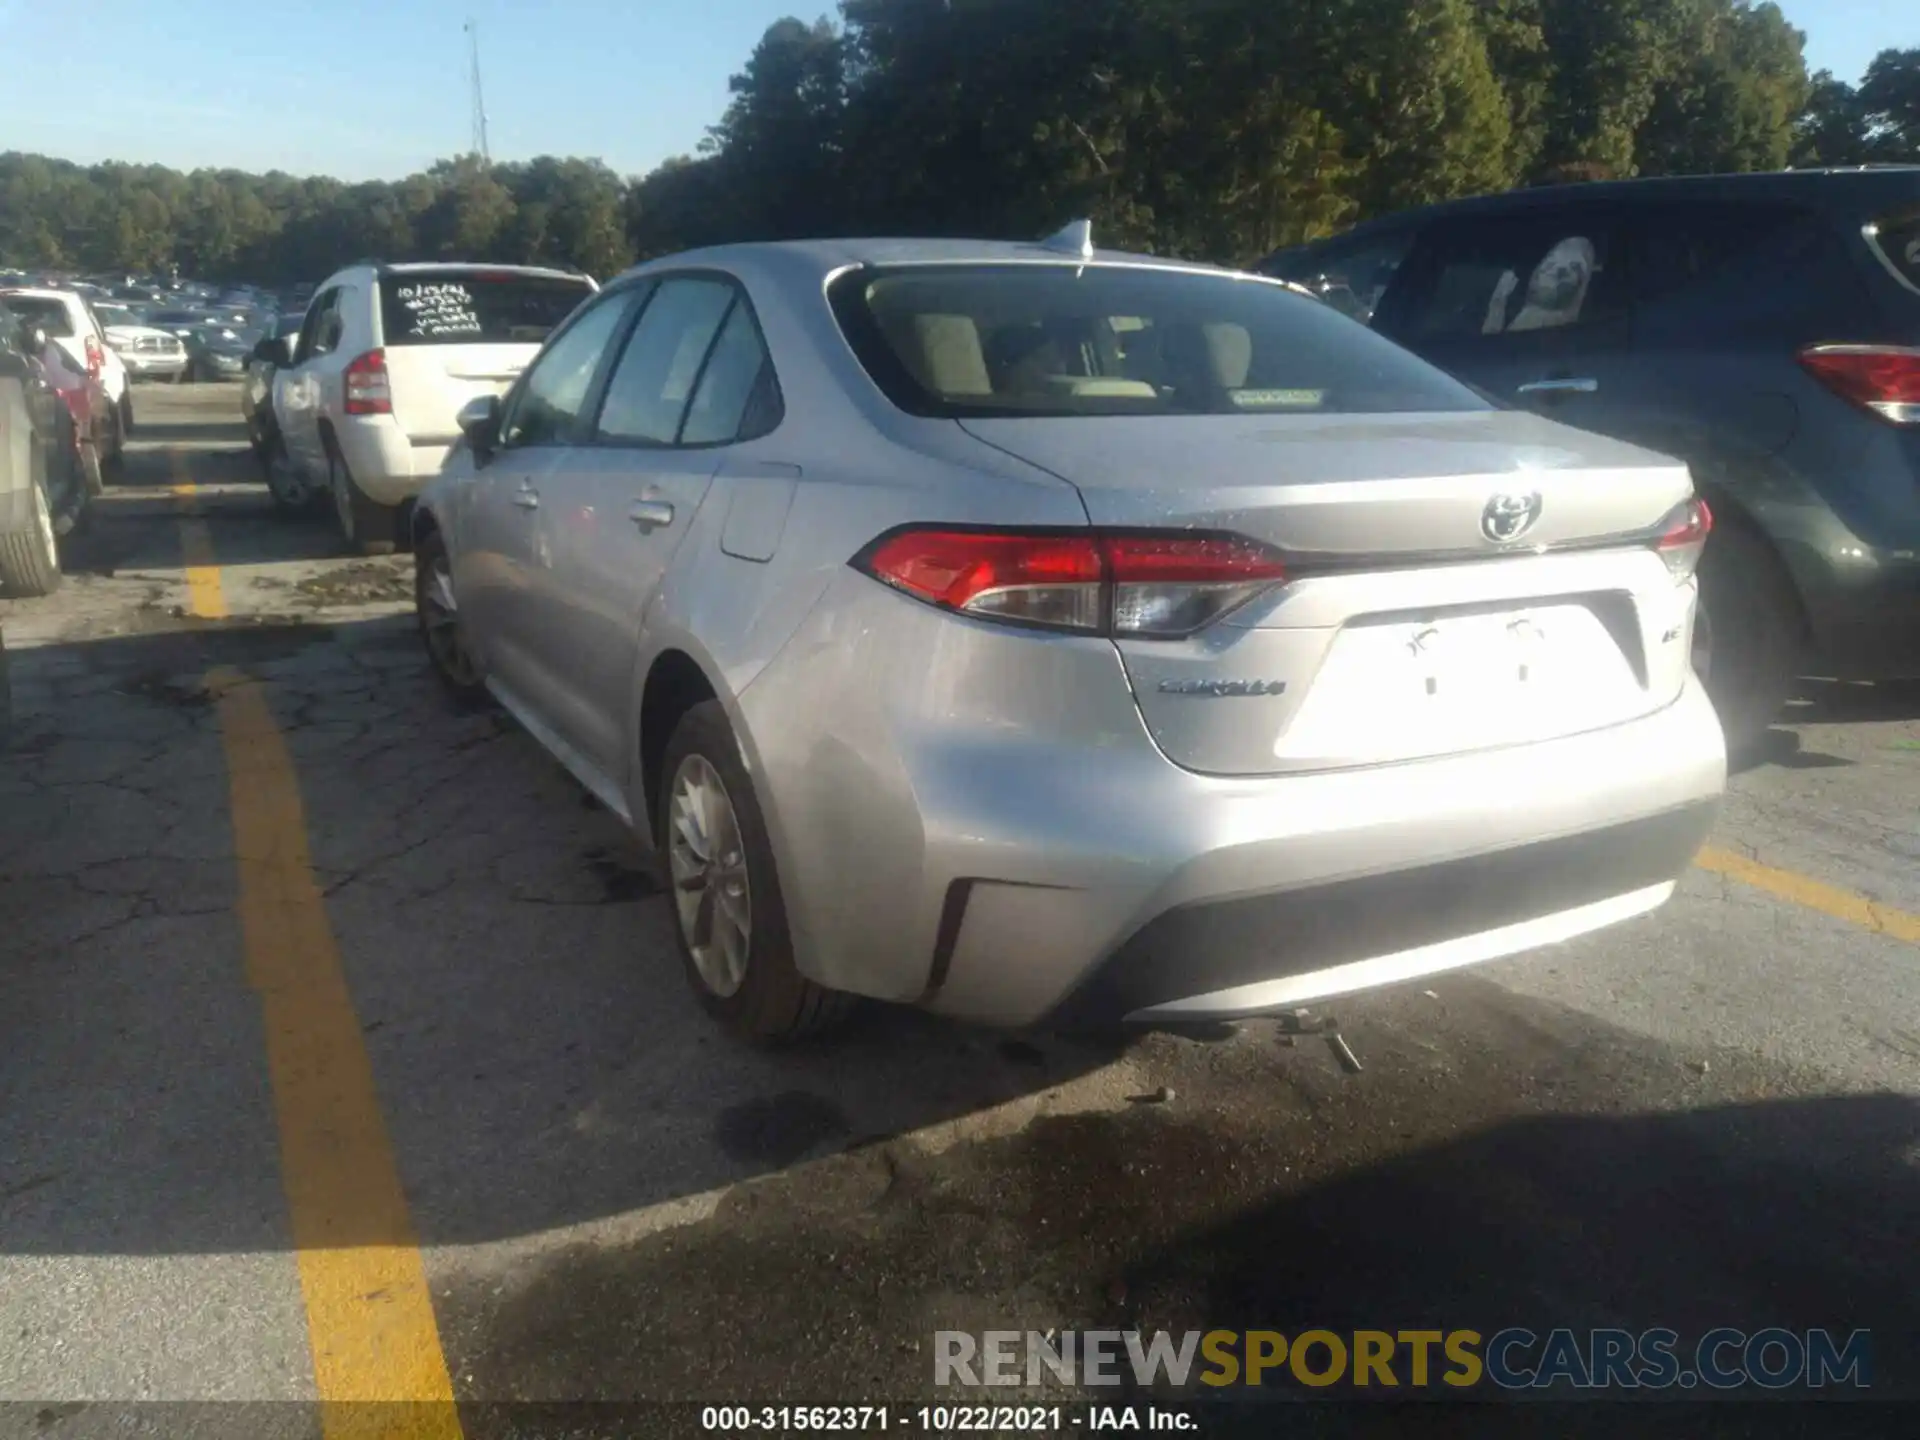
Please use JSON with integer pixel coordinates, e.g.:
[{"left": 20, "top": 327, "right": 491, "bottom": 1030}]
[{"left": 412, "top": 230, "right": 1726, "bottom": 1042}]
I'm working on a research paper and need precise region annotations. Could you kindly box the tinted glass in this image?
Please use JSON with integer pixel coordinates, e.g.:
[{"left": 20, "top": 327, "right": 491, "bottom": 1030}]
[
  {"left": 2, "top": 297, "right": 76, "bottom": 337},
  {"left": 595, "top": 279, "right": 736, "bottom": 443},
  {"left": 1870, "top": 211, "right": 1920, "bottom": 293},
  {"left": 832, "top": 264, "right": 1486, "bottom": 417},
  {"left": 379, "top": 271, "right": 593, "bottom": 347},
  {"left": 1632, "top": 204, "right": 1813, "bottom": 302},
  {"left": 500, "top": 291, "right": 639, "bottom": 448},
  {"left": 1390, "top": 222, "right": 1623, "bottom": 341},
  {"left": 679, "top": 301, "right": 779, "bottom": 445}
]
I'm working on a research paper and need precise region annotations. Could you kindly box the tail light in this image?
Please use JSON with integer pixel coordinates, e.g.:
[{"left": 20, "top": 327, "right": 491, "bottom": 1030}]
[
  {"left": 343, "top": 349, "right": 391, "bottom": 415},
  {"left": 1654, "top": 497, "right": 1712, "bottom": 581},
  {"left": 852, "top": 527, "right": 1289, "bottom": 638},
  {"left": 1797, "top": 345, "right": 1920, "bottom": 426},
  {"left": 84, "top": 334, "right": 104, "bottom": 380}
]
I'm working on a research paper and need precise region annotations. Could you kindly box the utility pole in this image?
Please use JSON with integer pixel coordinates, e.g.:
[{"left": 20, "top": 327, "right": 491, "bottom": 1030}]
[{"left": 465, "top": 19, "right": 491, "bottom": 164}]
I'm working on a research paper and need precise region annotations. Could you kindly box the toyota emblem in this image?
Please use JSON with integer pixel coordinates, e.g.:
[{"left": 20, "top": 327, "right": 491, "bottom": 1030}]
[{"left": 1481, "top": 491, "right": 1543, "bottom": 544}]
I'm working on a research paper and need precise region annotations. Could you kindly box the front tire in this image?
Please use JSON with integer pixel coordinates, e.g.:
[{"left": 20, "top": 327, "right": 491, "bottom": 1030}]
[
  {"left": 264, "top": 433, "right": 318, "bottom": 515},
  {"left": 1695, "top": 519, "right": 1801, "bottom": 764},
  {"left": 659, "top": 700, "right": 853, "bottom": 1044},
  {"left": 414, "top": 529, "right": 488, "bottom": 708}
]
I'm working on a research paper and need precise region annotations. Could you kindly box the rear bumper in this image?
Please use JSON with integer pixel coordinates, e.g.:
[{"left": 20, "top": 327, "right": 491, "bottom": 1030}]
[
  {"left": 1046, "top": 801, "right": 1714, "bottom": 1027},
  {"left": 921, "top": 679, "right": 1725, "bottom": 1029},
  {"left": 332, "top": 418, "right": 452, "bottom": 506}
]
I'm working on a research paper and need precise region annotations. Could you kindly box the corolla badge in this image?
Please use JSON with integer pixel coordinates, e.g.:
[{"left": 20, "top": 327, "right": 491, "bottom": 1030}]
[
  {"left": 1481, "top": 491, "right": 1543, "bottom": 543},
  {"left": 1157, "top": 678, "right": 1288, "bottom": 697}
]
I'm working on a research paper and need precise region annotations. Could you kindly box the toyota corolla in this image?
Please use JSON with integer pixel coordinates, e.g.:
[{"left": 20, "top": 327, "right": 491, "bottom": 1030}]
[{"left": 411, "top": 227, "right": 1726, "bottom": 1042}]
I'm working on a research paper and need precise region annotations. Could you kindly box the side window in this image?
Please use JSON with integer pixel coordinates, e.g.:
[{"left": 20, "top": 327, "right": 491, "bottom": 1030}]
[
  {"left": 313, "top": 289, "right": 350, "bottom": 357},
  {"left": 679, "top": 299, "right": 782, "bottom": 445},
  {"left": 594, "top": 278, "right": 735, "bottom": 444},
  {"left": 1382, "top": 218, "right": 1625, "bottom": 343},
  {"left": 293, "top": 290, "right": 335, "bottom": 364},
  {"left": 498, "top": 289, "right": 641, "bottom": 450},
  {"left": 1631, "top": 204, "right": 1811, "bottom": 303}
]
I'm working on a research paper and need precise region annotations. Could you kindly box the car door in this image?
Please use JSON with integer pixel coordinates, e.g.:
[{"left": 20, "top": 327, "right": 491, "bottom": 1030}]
[
  {"left": 457, "top": 283, "right": 650, "bottom": 720},
  {"left": 529, "top": 275, "right": 760, "bottom": 781},
  {"left": 1373, "top": 209, "right": 1636, "bottom": 435},
  {"left": 276, "top": 287, "right": 341, "bottom": 478}
]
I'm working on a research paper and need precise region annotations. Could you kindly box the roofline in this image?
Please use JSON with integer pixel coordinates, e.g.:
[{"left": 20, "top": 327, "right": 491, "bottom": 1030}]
[{"left": 1283, "top": 165, "right": 1920, "bottom": 250}]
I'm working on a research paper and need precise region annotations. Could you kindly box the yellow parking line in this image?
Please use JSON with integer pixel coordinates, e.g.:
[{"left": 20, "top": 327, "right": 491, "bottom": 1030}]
[
  {"left": 1696, "top": 845, "right": 1920, "bottom": 945},
  {"left": 172, "top": 455, "right": 464, "bottom": 1436}
]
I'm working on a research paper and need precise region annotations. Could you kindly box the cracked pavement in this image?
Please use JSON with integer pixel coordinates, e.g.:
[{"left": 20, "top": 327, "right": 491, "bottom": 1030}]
[{"left": 2, "top": 384, "right": 1919, "bottom": 1424}]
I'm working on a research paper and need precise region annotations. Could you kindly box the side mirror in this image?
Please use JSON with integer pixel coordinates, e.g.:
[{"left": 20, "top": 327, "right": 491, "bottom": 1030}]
[
  {"left": 457, "top": 393, "right": 502, "bottom": 461},
  {"left": 253, "top": 337, "right": 286, "bottom": 364}
]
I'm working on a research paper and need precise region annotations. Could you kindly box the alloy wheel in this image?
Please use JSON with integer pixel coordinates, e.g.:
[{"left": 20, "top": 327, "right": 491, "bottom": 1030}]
[{"left": 667, "top": 754, "right": 753, "bottom": 998}]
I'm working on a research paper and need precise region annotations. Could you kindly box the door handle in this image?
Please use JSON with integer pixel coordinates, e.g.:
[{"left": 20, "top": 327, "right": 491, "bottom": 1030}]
[
  {"left": 512, "top": 486, "right": 540, "bottom": 511},
  {"left": 1516, "top": 376, "right": 1598, "bottom": 396},
  {"left": 629, "top": 499, "right": 675, "bottom": 530}
]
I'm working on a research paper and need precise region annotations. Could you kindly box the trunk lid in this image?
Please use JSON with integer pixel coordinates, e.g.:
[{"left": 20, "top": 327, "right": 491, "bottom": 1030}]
[{"left": 959, "top": 410, "right": 1700, "bottom": 775}]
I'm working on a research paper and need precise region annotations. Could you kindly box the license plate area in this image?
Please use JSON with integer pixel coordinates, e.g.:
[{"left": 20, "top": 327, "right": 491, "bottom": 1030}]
[{"left": 1278, "top": 601, "right": 1645, "bottom": 762}]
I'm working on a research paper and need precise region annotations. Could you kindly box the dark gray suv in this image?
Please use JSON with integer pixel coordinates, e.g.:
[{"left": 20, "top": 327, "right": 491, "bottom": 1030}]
[{"left": 1262, "top": 167, "right": 1920, "bottom": 758}]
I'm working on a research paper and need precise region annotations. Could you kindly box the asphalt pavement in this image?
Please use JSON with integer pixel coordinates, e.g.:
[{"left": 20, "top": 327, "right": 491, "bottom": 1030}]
[{"left": 2, "top": 384, "right": 1917, "bottom": 1436}]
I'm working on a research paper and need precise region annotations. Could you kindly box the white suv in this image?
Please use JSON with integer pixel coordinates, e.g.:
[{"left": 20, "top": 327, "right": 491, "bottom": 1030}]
[{"left": 270, "top": 262, "right": 597, "bottom": 551}]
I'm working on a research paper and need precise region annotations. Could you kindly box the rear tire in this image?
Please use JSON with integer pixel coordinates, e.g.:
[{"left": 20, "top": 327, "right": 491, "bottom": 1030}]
[
  {"left": 327, "top": 441, "right": 397, "bottom": 556},
  {"left": 0, "top": 454, "right": 63, "bottom": 598},
  {"left": 77, "top": 438, "right": 105, "bottom": 499},
  {"left": 1695, "top": 518, "right": 1801, "bottom": 764},
  {"left": 658, "top": 700, "right": 854, "bottom": 1044}
]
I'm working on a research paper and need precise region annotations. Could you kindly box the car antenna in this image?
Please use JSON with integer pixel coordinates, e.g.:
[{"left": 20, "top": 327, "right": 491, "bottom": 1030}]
[{"left": 1040, "top": 219, "right": 1095, "bottom": 261}]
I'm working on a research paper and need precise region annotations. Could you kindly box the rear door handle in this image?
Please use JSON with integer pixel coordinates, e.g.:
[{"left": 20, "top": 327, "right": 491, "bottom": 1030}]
[
  {"left": 512, "top": 486, "right": 540, "bottom": 511},
  {"left": 1516, "top": 377, "right": 1598, "bottom": 396},
  {"left": 629, "top": 499, "right": 675, "bottom": 530}
]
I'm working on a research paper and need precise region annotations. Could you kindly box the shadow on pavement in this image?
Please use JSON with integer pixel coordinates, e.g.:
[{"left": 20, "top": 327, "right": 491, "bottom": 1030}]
[
  {"left": 447, "top": 1069, "right": 1920, "bottom": 1409},
  {"left": 0, "top": 615, "right": 1130, "bottom": 1261}
]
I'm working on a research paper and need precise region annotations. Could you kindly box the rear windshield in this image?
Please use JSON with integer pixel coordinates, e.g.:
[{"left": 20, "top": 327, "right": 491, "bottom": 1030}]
[
  {"left": 829, "top": 263, "right": 1487, "bottom": 418},
  {"left": 1, "top": 296, "right": 76, "bottom": 337},
  {"left": 1869, "top": 212, "right": 1920, "bottom": 293},
  {"left": 378, "top": 271, "right": 593, "bottom": 347}
]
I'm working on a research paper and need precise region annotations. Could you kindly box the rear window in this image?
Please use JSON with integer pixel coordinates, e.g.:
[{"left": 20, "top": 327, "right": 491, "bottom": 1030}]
[
  {"left": 1, "top": 296, "right": 76, "bottom": 337},
  {"left": 378, "top": 271, "right": 593, "bottom": 347},
  {"left": 830, "top": 264, "right": 1486, "bottom": 418},
  {"left": 1868, "top": 212, "right": 1920, "bottom": 294}
]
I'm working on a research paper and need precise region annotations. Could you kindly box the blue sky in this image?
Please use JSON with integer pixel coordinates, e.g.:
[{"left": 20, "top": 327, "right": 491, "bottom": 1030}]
[{"left": 0, "top": 0, "right": 1905, "bottom": 182}]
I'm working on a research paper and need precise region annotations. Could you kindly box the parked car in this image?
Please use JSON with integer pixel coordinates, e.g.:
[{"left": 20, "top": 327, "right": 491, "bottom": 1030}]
[
  {"left": 271, "top": 262, "right": 597, "bottom": 550},
  {"left": 1260, "top": 166, "right": 1920, "bottom": 758},
  {"left": 0, "top": 300, "right": 91, "bottom": 596},
  {"left": 0, "top": 288, "right": 132, "bottom": 467},
  {"left": 0, "top": 290, "right": 118, "bottom": 492},
  {"left": 243, "top": 313, "right": 304, "bottom": 465},
  {"left": 410, "top": 231, "right": 1726, "bottom": 1043},
  {"left": 181, "top": 324, "right": 256, "bottom": 382}
]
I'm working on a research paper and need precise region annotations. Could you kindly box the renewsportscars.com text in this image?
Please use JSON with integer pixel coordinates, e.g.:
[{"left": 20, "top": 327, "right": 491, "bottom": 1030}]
[{"left": 935, "top": 1327, "right": 1872, "bottom": 1392}]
